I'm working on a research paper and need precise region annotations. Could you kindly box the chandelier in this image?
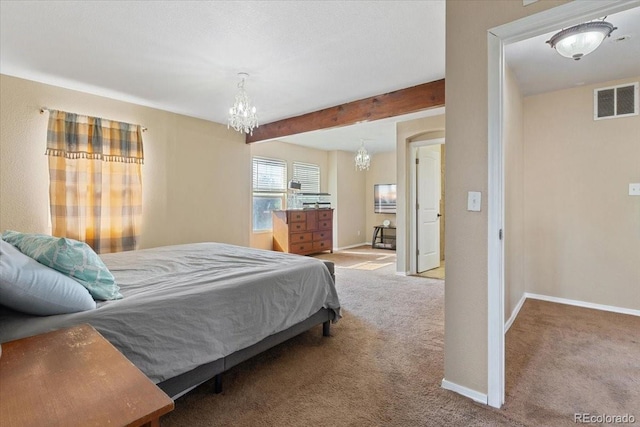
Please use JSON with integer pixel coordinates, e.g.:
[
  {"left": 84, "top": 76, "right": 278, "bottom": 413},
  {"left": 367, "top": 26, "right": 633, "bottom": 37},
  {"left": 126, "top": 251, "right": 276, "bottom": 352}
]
[
  {"left": 546, "top": 20, "right": 616, "bottom": 61},
  {"left": 228, "top": 72, "right": 259, "bottom": 135},
  {"left": 355, "top": 139, "right": 370, "bottom": 171}
]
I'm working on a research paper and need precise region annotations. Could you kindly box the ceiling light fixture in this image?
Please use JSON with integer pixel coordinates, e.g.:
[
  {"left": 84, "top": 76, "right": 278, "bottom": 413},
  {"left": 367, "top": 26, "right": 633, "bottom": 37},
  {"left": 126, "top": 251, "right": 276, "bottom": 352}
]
[
  {"left": 228, "top": 72, "right": 258, "bottom": 135},
  {"left": 546, "top": 20, "right": 617, "bottom": 61},
  {"left": 355, "top": 139, "right": 370, "bottom": 171}
]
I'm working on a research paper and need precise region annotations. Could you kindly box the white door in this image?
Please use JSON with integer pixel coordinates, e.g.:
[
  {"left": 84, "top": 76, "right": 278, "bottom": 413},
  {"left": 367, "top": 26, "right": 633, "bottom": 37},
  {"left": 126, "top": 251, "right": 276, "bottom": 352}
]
[{"left": 417, "top": 146, "right": 441, "bottom": 272}]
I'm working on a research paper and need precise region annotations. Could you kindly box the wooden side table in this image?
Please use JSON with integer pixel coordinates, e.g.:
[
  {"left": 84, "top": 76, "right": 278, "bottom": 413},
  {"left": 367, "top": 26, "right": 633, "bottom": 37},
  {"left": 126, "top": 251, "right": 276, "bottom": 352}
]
[
  {"left": 372, "top": 225, "right": 397, "bottom": 250},
  {"left": 0, "top": 324, "right": 174, "bottom": 427}
]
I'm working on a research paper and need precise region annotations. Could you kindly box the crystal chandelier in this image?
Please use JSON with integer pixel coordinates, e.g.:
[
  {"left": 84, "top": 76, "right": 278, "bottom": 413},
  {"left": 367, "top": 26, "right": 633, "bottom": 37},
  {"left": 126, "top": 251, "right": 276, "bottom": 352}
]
[
  {"left": 546, "top": 20, "right": 616, "bottom": 61},
  {"left": 355, "top": 139, "right": 370, "bottom": 171},
  {"left": 228, "top": 72, "right": 259, "bottom": 135}
]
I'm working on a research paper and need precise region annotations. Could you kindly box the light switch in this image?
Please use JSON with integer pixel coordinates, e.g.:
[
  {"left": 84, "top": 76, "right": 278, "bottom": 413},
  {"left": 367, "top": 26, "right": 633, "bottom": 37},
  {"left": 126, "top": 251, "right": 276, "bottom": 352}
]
[
  {"left": 467, "top": 191, "right": 482, "bottom": 212},
  {"left": 630, "top": 183, "right": 640, "bottom": 196}
]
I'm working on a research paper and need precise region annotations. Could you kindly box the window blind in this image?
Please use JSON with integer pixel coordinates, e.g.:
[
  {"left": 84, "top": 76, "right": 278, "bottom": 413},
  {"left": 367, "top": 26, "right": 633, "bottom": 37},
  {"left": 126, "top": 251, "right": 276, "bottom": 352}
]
[
  {"left": 293, "top": 162, "right": 320, "bottom": 193},
  {"left": 252, "top": 157, "right": 287, "bottom": 192}
]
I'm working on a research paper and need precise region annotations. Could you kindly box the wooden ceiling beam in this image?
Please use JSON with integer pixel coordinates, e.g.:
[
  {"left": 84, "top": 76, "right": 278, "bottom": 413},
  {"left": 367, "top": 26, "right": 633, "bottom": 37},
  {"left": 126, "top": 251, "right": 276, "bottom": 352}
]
[{"left": 246, "top": 79, "right": 445, "bottom": 143}]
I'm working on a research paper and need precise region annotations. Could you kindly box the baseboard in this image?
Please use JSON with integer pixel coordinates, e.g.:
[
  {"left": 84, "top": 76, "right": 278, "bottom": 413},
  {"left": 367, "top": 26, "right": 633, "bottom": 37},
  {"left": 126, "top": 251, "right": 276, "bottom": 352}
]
[
  {"left": 525, "top": 293, "right": 640, "bottom": 317},
  {"left": 504, "top": 293, "right": 527, "bottom": 333},
  {"left": 441, "top": 379, "right": 488, "bottom": 405},
  {"left": 334, "top": 242, "right": 368, "bottom": 251}
]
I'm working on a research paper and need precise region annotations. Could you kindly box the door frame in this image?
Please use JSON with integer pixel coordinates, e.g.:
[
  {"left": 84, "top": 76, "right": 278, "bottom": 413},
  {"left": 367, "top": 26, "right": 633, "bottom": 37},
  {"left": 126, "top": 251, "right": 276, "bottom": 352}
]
[
  {"left": 409, "top": 137, "right": 445, "bottom": 275},
  {"left": 486, "top": 0, "right": 640, "bottom": 409}
]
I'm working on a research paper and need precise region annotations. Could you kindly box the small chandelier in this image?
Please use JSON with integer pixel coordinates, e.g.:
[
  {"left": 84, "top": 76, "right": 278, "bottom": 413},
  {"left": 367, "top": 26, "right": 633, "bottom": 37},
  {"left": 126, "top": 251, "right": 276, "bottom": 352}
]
[
  {"left": 546, "top": 20, "right": 616, "bottom": 61},
  {"left": 355, "top": 139, "right": 370, "bottom": 171},
  {"left": 228, "top": 72, "right": 259, "bottom": 135}
]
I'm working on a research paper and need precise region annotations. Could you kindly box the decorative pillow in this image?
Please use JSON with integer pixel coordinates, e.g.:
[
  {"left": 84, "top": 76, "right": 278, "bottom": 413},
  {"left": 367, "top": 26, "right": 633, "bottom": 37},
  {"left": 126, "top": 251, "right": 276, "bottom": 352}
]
[
  {"left": 0, "top": 240, "right": 97, "bottom": 315},
  {"left": 1, "top": 231, "right": 122, "bottom": 300}
]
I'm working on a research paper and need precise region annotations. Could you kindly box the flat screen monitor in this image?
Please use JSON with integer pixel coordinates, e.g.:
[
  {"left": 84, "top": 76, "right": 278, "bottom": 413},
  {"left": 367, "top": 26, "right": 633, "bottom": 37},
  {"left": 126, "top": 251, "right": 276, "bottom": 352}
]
[{"left": 374, "top": 184, "right": 396, "bottom": 214}]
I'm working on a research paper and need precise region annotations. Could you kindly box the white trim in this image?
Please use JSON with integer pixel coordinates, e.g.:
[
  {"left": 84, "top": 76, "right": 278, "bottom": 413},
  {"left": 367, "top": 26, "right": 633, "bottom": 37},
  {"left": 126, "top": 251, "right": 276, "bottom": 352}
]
[
  {"left": 525, "top": 293, "right": 640, "bottom": 317},
  {"left": 504, "top": 293, "right": 527, "bottom": 333},
  {"left": 334, "top": 242, "right": 368, "bottom": 251},
  {"left": 490, "top": 0, "right": 640, "bottom": 44},
  {"left": 396, "top": 271, "right": 408, "bottom": 276},
  {"left": 441, "top": 379, "right": 488, "bottom": 405},
  {"left": 487, "top": 31, "right": 505, "bottom": 409},
  {"left": 486, "top": 0, "right": 640, "bottom": 411}
]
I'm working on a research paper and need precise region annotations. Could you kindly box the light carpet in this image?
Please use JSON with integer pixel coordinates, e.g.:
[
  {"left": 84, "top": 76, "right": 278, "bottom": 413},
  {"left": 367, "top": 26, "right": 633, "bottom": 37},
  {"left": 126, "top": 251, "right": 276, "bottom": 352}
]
[{"left": 161, "top": 262, "right": 639, "bottom": 426}]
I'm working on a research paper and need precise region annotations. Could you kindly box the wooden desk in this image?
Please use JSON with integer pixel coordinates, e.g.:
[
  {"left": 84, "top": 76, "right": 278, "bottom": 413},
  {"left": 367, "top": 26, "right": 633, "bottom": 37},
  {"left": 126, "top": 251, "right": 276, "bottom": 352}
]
[{"left": 0, "top": 324, "right": 174, "bottom": 427}]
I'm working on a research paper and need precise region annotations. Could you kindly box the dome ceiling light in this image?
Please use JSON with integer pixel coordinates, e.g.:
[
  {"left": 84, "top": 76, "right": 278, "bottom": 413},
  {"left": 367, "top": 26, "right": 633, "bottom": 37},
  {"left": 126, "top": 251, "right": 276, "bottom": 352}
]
[{"left": 546, "top": 20, "right": 617, "bottom": 61}]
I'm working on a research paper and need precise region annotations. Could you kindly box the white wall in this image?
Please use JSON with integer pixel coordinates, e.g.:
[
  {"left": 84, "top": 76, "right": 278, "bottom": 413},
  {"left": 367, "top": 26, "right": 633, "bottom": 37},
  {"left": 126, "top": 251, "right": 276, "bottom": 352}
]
[
  {"left": 523, "top": 76, "right": 640, "bottom": 311},
  {"left": 329, "top": 150, "right": 367, "bottom": 249},
  {"left": 504, "top": 65, "right": 526, "bottom": 321},
  {"left": 365, "top": 151, "right": 397, "bottom": 242},
  {"left": 0, "top": 74, "right": 251, "bottom": 249}
]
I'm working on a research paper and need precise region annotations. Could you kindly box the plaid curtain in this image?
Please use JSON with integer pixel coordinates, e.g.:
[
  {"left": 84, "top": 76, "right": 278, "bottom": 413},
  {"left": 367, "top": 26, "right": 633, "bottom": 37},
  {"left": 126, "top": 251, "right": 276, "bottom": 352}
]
[{"left": 46, "top": 110, "right": 144, "bottom": 253}]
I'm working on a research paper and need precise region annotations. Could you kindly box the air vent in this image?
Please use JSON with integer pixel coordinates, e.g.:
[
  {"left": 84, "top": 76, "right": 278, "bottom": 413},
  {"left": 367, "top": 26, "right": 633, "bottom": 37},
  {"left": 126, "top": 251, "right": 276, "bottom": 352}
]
[{"left": 594, "top": 82, "right": 638, "bottom": 120}]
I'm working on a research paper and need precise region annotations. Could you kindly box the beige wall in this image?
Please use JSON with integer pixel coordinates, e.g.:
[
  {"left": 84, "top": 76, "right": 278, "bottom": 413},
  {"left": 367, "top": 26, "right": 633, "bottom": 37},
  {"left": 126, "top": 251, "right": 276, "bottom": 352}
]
[
  {"left": 523, "top": 76, "right": 640, "bottom": 310},
  {"left": 445, "top": 0, "right": 567, "bottom": 394},
  {"left": 330, "top": 150, "right": 367, "bottom": 249},
  {"left": 366, "top": 151, "right": 397, "bottom": 241},
  {"left": 0, "top": 74, "right": 251, "bottom": 249},
  {"left": 504, "top": 65, "right": 526, "bottom": 321},
  {"left": 249, "top": 140, "right": 329, "bottom": 250},
  {"left": 396, "top": 112, "right": 445, "bottom": 273}
]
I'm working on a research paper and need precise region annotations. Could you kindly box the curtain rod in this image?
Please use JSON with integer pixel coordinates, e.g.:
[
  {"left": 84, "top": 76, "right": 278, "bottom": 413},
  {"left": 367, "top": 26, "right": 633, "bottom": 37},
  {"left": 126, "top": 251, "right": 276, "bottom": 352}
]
[{"left": 40, "top": 107, "right": 147, "bottom": 132}]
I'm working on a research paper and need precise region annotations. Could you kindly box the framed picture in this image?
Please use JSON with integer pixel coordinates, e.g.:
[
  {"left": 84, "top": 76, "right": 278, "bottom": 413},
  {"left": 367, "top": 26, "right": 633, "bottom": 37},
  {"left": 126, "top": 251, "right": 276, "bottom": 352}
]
[{"left": 374, "top": 184, "right": 396, "bottom": 214}]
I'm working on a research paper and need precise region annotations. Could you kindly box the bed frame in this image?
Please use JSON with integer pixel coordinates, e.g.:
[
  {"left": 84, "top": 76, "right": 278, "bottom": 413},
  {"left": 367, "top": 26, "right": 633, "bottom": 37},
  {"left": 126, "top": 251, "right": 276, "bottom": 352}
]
[{"left": 157, "top": 261, "right": 336, "bottom": 399}]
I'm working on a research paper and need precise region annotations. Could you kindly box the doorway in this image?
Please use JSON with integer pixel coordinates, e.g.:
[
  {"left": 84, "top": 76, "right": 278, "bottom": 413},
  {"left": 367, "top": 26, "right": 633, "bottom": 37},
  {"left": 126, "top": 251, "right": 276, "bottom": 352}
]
[
  {"left": 409, "top": 136, "right": 445, "bottom": 276},
  {"left": 486, "top": 0, "right": 639, "bottom": 409}
]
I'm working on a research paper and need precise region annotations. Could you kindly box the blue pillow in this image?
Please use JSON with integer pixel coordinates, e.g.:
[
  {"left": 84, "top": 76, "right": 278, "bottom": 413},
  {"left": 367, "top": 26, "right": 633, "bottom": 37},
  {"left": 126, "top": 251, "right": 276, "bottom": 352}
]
[
  {"left": 1, "top": 231, "right": 122, "bottom": 300},
  {"left": 0, "top": 240, "right": 97, "bottom": 315}
]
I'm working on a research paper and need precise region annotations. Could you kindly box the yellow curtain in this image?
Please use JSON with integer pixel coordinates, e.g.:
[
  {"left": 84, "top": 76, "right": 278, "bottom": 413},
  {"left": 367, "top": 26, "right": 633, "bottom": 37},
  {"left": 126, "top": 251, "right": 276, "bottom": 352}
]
[{"left": 46, "top": 110, "right": 143, "bottom": 253}]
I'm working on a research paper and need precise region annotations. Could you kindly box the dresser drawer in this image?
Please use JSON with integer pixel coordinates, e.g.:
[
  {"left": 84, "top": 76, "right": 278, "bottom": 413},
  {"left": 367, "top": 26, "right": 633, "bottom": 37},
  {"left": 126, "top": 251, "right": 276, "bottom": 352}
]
[
  {"left": 318, "top": 210, "right": 332, "bottom": 220},
  {"left": 290, "top": 232, "right": 312, "bottom": 243},
  {"left": 318, "top": 220, "right": 332, "bottom": 230},
  {"left": 290, "top": 222, "right": 306, "bottom": 232},
  {"left": 313, "top": 231, "right": 331, "bottom": 241},
  {"left": 288, "top": 211, "right": 306, "bottom": 222},
  {"left": 312, "top": 240, "right": 331, "bottom": 252},
  {"left": 290, "top": 242, "right": 313, "bottom": 254}
]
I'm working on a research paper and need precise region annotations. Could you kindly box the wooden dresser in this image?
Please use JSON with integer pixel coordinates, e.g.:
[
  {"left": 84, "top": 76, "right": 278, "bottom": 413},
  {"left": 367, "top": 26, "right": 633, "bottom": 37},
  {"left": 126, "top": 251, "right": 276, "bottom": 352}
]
[{"left": 272, "top": 209, "right": 333, "bottom": 255}]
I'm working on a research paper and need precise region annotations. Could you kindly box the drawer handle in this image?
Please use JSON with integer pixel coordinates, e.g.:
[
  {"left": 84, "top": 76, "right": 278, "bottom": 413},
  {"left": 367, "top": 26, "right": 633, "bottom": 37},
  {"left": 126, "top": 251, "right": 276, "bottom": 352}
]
[
  {"left": 299, "top": 236, "right": 304, "bottom": 240},
  {"left": 320, "top": 242, "right": 324, "bottom": 247},
  {"left": 299, "top": 246, "right": 305, "bottom": 250}
]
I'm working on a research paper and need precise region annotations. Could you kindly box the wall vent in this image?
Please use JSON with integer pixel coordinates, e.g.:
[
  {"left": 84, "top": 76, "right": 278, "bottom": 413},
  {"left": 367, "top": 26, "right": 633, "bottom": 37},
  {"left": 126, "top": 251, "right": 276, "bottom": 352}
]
[{"left": 594, "top": 82, "right": 638, "bottom": 120}]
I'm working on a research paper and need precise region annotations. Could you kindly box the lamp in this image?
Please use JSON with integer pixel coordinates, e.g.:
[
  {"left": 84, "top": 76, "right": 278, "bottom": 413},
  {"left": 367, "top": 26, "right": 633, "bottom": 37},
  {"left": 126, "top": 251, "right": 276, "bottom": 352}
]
[
  {"left": 546, "top": 21, "right": 616, "bottom": 60},
  {"left": 355, "top": 139, "right": 370, "bottom": 171},
  {"left": 228, "top": 72, "right": 259, "bottom": 135}
]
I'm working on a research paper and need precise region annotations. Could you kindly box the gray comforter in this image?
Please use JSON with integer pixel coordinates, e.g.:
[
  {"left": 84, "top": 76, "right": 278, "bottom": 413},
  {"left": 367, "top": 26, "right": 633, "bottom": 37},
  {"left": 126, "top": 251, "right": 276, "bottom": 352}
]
[{"left": 0, "top": 242, "right": 341, "bottom": 383}]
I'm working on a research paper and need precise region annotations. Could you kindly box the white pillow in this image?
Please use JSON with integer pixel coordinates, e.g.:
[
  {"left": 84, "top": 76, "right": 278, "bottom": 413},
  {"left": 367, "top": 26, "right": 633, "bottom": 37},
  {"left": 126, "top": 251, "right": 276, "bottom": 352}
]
[{"left": 0, "top": 239, "right": 96, "bottom": 315}]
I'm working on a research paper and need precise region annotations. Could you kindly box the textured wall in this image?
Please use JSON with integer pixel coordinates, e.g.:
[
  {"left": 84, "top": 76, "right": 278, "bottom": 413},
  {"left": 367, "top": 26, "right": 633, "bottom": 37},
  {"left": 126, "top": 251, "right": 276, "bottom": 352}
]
[
  {"left": 0, "top": 74, "right": 250, "bottom": 249},
  {"left": 523, "top": 76, "right": 640, "bottom": 310},
  {"left": 445, "top": 0, "right": 567, "bottom": 395}
]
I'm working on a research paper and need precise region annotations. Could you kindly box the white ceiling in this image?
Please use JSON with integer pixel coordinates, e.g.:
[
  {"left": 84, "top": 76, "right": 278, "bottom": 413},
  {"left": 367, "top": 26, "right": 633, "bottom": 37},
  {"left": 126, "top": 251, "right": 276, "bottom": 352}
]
[
  {"left": 1, "top": 2, "right": 638, "bottom": 155},
  {"left": 505, "top": 7, "right": 640, "bottom": 97}
]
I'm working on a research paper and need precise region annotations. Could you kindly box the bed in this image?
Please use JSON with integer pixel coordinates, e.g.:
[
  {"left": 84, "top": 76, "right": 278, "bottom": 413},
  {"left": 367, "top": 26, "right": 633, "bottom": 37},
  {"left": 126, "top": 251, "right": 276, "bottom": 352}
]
[{"left": 0, "top": 242, "right": 341, "bottom": 399}]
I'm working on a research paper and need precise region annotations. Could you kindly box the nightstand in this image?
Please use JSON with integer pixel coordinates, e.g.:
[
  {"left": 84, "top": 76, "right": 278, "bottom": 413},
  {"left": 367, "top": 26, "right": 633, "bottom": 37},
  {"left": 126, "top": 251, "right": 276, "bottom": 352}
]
[{"left": 0, "top": 324, "right": 174, "bottom": 427}]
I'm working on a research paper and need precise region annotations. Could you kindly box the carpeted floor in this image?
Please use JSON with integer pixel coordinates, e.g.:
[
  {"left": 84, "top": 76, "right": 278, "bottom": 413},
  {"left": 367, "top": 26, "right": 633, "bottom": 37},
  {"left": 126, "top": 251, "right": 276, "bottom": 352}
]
[{"left": 161, "top": 259, "right": 640, "bottom": 426}]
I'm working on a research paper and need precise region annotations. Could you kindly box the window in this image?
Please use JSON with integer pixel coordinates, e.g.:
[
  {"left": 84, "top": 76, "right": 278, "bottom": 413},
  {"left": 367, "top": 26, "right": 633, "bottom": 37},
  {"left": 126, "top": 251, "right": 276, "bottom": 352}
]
[
  {"left": 293, "top": 162, "right": 320, "bottom": 193},
  {"left": 252, "top": 157, "right": 287, "bottom": 231}
]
